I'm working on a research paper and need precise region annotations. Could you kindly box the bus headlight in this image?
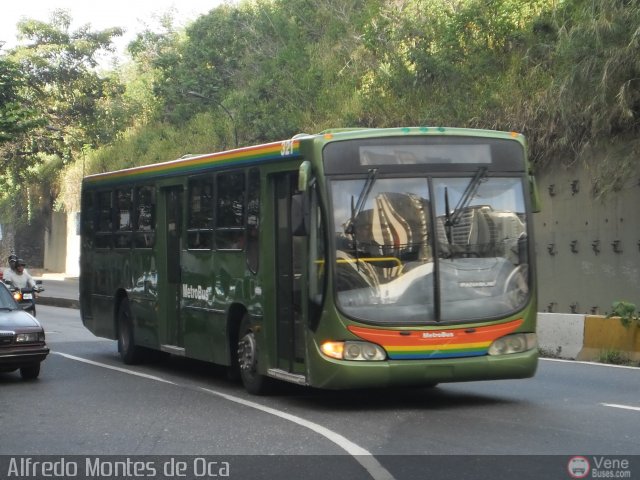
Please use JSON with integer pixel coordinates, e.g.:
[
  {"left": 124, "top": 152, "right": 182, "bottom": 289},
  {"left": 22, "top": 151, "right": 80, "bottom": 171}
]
[
  {"left": 488, "top": 333, "right": 537, "bottom": 355},
  {"left": 321, "top": 341, "right": 386, "bottom": 361}
]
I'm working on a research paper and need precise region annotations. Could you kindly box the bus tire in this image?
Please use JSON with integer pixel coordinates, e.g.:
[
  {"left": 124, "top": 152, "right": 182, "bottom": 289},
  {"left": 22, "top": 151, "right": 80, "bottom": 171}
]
[
  {"left": 237, "top": 315, "right": 272, "bottom": 395},
  {"left": 117, "top": 297, "right": 143, "bottom": 365}
]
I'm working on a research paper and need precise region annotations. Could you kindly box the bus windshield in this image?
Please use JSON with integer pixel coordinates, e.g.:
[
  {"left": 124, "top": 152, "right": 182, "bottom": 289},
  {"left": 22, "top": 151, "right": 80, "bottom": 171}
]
[{"left": 331, "top": 174, "right": 529, "bottom": 324}]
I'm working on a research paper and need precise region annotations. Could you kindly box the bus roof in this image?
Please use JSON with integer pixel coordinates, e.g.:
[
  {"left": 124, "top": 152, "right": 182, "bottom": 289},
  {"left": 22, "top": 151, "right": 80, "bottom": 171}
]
[
  {"left": 82, "top": 139, "right": 302, "bottom": 187},
  {"left": 82, "top": 127, "right": 524, "bottom": 187}
]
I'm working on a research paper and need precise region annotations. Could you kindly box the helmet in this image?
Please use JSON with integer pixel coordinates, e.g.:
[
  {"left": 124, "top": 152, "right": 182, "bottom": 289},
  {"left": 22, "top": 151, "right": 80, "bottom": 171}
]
[{"left": 16, "top": 258, "right": 26, "bottom": 267}]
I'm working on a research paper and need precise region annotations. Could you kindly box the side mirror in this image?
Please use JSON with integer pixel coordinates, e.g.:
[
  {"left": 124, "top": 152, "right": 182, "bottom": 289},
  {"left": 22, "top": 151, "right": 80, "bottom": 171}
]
[
  {"left": 517, "top": 233, "right": 528, "bottom": 266},
  {"left": 298, "top": 161, "right": 311, "bottom": 192},
  {"left": 291, "top": 193, "right": 309, "bottom": 236}
]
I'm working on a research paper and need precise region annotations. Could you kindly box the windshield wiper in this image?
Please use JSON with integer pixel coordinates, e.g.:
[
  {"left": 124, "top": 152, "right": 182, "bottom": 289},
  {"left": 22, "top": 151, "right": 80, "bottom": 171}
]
[
  {"left": 344, "top": 168, "right": 378, "bottom": 236},
  {"left": 444, "top": 186, "right": 452, "bottom": 243},
  {"left": 343, "top": 168, "right": 378, "bottom": 272},
  {"left": 445, "top": 166, "right": 488, "bottom": 231}
]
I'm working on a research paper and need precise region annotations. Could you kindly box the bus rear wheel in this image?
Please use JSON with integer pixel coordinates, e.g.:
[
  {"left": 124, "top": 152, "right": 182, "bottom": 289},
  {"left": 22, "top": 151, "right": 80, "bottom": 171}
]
[
  {"left": 117, "top": 298, "right": 144, "bottom": 365},
  {"left": 237, "top": 316, "right": 272, "bottom": 395}
]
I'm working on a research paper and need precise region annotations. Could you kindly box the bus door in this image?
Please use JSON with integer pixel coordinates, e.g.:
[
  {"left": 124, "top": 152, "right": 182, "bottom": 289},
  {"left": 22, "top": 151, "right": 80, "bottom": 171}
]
[
  {"left": 159, "top": 185, "right": 185, "bottom": 355},
  {"left": 274, "top": 173, "right": 306, "bottom": 376}
]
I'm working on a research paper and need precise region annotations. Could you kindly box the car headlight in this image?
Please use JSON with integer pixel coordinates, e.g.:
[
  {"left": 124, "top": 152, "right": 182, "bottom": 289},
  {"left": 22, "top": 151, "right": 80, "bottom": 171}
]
[
  {"left": 321, "top": 340, "right": 387, "bottom": 361},
  {"left": 15, "top": 332, "right": 43, "bottom": 343},
  {"left": 488, "top": 333, "right": 537, "bottom": 355}
]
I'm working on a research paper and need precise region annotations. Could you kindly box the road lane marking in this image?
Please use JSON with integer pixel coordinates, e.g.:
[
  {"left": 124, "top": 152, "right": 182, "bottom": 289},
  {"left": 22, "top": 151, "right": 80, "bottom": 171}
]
[
  {"left": 53, "top": 352, "right": 177, "bottom": 385},
  {"left": 541, "top": 358, "right": 640, "bottom": 370},
  {"left": 53, "top": 351, "right": 395, "bottom": 480},
  {"left": 601, "top": 403, "right": 640, "bottom": 412},
  {"left": 198, "top": 387, "right": 394, "bottom": 480}
]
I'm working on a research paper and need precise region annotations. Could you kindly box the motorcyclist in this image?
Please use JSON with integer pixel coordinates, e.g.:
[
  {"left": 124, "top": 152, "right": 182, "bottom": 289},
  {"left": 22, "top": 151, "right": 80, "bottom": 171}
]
[
  {"left": 3, "top": 254, "right": 17, "bottom": 279},
  {"left": 4, "top": 258, "right": 37, "bottom": 289}
]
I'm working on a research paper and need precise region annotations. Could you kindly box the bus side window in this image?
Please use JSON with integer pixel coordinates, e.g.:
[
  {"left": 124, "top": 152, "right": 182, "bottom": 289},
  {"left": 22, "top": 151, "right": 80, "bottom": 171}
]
[
  {"left": 134, "top": 185, "right": 156, "bottom": 248},
  {"left": 247, "top": 168, "right": 260, "bottom": 273},
  {"left": 81, "top": 190, "right": 95, "bottom": 248},
  {"left": 187, "top": 176, "right": 214, "bottom": 250},
  {"left": 95, "top": 190, "right": 113, "bottom": 249},
  {"left": 216, "top": 171, "right": 245, "bottom": 250},
  {"left": 115, "top": 188, "right": 133, "bottom": 249}
]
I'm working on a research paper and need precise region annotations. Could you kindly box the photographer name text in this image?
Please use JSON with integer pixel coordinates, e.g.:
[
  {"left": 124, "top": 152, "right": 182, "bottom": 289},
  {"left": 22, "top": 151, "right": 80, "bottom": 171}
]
[{"left": 7, "top": 457, "right": 230, "bottom": 478}]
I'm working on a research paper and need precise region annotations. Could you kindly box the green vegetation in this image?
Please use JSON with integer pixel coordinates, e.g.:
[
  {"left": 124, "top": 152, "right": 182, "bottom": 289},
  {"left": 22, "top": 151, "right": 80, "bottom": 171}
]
[
  {"left": 597, "top": 349, "right": 633, "bottom": 367},
  {"left": 607, "top": 301, "right": 640, "bottom": 328},
  {"left": 1, "top": 0, "right": 640, "bottom": 222}
]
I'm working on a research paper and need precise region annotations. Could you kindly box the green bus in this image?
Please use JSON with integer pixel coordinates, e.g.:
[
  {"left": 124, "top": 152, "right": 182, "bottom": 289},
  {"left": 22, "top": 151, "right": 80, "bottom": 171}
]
[{"left": 80, "top": 127, "right": 540, "bottom": 394}]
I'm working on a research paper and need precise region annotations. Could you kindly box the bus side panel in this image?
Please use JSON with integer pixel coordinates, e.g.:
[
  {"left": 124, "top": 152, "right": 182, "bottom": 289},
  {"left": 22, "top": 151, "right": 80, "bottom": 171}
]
[
  {"left": 128, "top": 248, "right": 160, "bottom": 349},
  {"left": 184, "top": 251, "right": 250, "bottom": 366},
  {"left": 84, "top": 249, "right": 130, "bottom": 339},
  {"left": 181, "top": 250, "right": 227, "bottom": 365}
]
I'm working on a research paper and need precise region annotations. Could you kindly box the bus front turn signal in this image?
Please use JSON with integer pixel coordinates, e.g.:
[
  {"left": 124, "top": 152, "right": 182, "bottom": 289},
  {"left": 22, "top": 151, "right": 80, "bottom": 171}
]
[{"left": 321, "top": 341, "right": 387, "bottom": 361}]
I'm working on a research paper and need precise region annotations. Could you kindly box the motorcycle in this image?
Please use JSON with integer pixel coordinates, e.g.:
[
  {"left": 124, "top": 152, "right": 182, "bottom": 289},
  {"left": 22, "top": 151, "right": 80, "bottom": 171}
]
[{"left": 3, "top": 280, "right": 44, "bottom": 317}]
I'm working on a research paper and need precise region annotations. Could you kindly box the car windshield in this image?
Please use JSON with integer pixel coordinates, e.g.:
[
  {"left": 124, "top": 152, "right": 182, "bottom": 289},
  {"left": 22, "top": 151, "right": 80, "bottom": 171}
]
[
  {"left": 0, "top": 285, "right": 19, "bottom": 309},
  {"left": 330, "top": 174, "right": 529, "bottom": 324}
]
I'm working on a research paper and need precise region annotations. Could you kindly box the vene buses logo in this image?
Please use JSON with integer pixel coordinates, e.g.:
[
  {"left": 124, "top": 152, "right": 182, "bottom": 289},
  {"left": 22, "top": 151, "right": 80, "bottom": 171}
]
[
  {"left": 567, "top": 456, "right": 632, "bottom": 479},
  {"left": 567, "top": 456, "right": 590, "bottom": 478},
  {"left": 182, "top": 284, "right": 213, "bottom": 304}
]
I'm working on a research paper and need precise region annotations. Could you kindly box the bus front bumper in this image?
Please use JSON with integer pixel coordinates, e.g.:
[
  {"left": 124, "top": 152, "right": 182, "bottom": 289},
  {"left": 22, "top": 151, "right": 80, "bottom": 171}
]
[{"left": 307, "top": 348, "right": 538, "bottom": 390}]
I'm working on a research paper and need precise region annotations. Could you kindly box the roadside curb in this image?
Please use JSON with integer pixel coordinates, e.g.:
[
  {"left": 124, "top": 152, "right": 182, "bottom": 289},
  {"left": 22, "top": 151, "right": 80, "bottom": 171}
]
[{"left": 38, "top": 296, "right": 80, "bottom": 310}]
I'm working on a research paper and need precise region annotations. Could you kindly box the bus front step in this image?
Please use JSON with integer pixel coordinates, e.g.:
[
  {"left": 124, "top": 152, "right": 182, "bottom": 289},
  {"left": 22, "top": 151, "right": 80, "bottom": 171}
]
[
  {"left": 267, "top": 368, "right": 308, "bottom": 386},
  {"left": 161, "top": 345, "right": 186, "bottom": 356}
]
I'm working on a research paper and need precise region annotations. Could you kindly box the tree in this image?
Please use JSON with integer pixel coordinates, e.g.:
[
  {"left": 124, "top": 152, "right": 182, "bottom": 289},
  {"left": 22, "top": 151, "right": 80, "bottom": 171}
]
[
  {"left": 9, "top": 10, "right": 126, "bottom": 152},
  {"left": 0, "top": 56, "right": 42, "bottom": 144},
  {"left": 0, "top": 9, "right": 126, "bottom": 242}
]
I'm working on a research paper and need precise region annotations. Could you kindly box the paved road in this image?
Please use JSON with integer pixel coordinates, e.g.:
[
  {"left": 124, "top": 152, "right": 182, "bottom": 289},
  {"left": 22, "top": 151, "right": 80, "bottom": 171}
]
[
  {"left": 2, "top": 305, "right": 639, "bottom": 480},
  {"left": 35, "top": 275, "right": 79, "bottom": 309}
]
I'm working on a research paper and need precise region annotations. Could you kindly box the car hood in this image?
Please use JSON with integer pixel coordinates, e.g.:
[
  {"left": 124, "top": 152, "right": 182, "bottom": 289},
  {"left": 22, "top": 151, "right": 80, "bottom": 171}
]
[{"left": 0, "top": 309, "right": 42, "bottom": 329}]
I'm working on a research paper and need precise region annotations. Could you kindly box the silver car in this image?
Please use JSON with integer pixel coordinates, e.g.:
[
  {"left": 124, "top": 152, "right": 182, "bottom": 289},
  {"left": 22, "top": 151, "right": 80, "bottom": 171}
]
[{"left": 0, "top": 283, "right": 49, "bottom": 379}]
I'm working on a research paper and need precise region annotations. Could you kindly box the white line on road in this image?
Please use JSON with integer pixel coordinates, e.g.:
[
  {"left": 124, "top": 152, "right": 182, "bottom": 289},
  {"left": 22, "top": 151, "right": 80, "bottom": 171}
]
[
  {"left": 540, "top": 358, "right": 640, "bottom": 370},
  {"left": 198, "top": 387, "right": 395, "bottom": 480},
  {"left": 601, "top": 403, "right": 640, "bottom": 412},
  {"left": 54, "top": 352, "right": 177, "bottom": 385},
  {"left": 52, "top": 351, "right": 395, "bottom": 480}
]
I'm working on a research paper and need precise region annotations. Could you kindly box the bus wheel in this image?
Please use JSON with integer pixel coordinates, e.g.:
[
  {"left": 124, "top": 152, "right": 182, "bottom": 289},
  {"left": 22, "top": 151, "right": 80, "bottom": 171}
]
[
  {"left": 237, "top": 316, "right": 272, "bottom": 395},
  {"left": 117, "top": 298, "right": 143, "bottom": 365}
]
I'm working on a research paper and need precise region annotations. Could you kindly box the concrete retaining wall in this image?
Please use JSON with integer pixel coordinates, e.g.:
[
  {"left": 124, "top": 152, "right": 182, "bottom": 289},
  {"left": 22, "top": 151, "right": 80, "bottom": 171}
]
[
  {"left": 537, "top": 313, "right": 585, "bottom": 359},
  {"left": 44, "top": 211, "right": 67, "bottom": 272},
  {"left": 538, "top": 313, "right": 640, "bottom": 362}
]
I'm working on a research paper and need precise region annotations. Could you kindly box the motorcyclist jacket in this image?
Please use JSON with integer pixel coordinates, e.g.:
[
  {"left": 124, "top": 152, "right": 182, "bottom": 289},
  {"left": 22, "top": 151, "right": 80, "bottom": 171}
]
[{"left": 4, "top": 269, "right": 36, "bottom": 289}]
